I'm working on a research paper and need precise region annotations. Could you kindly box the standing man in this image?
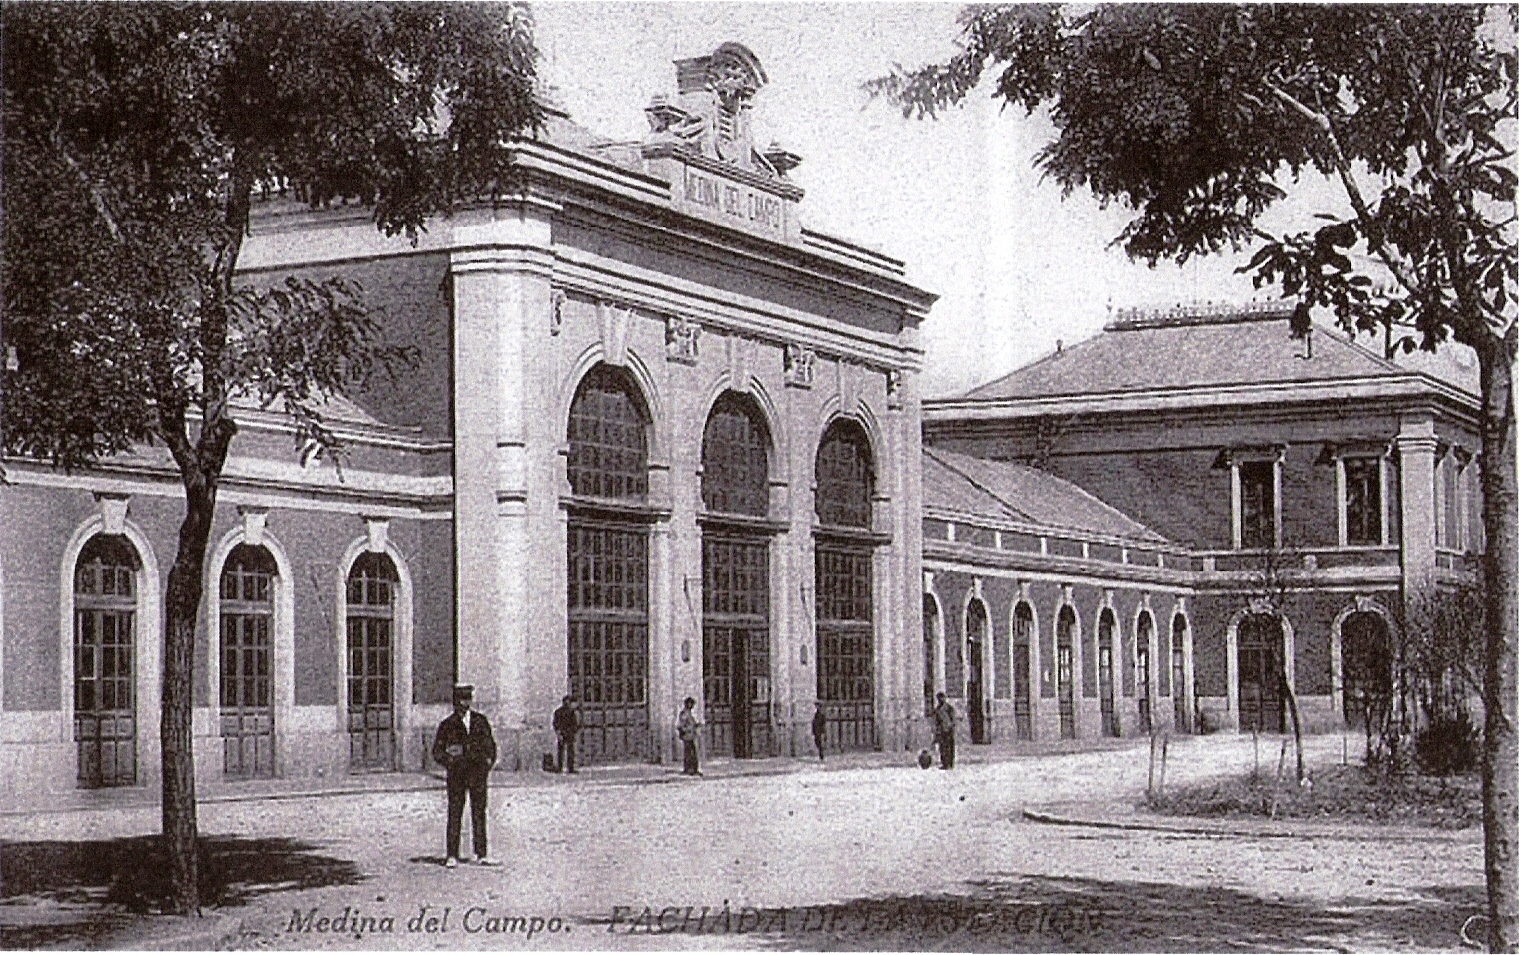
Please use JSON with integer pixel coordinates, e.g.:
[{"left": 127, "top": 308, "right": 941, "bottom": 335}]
[
  {"left": 677, "top": 697, "right": 702, "bottom": 776},
  {"left": 811, "top": 700, "right": 827, "bottom": 762},
  {"left": 552, "top": 694, "right": 580, "bottom": 774},
  {"left": 933, "top": 692, "right": 957, "bottom": 770},
  {"left": 432, "top": 684, "right": 498, "bottom": 867}
]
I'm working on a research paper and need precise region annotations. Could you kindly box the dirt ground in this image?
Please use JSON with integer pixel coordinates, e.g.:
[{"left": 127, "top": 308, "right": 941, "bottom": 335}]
[{"left": 0, "top": 734, "right": 1485, "bottom": 951}]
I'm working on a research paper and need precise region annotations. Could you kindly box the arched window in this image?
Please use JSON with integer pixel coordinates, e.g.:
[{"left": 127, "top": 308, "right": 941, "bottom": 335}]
[
  {"left": 701, "top": 392, "right": 769, "bottom": 517},
  {"left": 966, "top": 599, "right": 989, "bottom": 743},
  {"left": 1342, "top": 612, "right": 1392, "bottom": 732},
  {"left": 1057, "top": 606, "right": 1077, "bottom": 739},
  {"left": 221, "top": 543, "right": 277, "bottom": 778},
  {"left": 566, "top": 365, "right": 651, "bottom": 762},
  {"left": 814, "top": 419, "right": 873, "bottom": 528},
  {"left": 568, "top": 365, "right": 649, "bottom": 500},
  {"left": 347, "top": 552, "right": 397, "bottom": 771},
  {"left": 1098, "top": 609, "right": 1118, "bottom": 737},
  {"left": 1013, "top": 603, "right": 1034, "bottom": 740},
  {"left": 1172, "top": 614, "right": 1190, "bottom": 733},
  {"left": 814, "top": 419, "right": 876, "bottom": 751},
  {"left": 701, "top": 391, "right": 774, "bottom": 758},
  {"left": 1136, "top": 611, "right": 1155, "bottom": 735},
  {"left": 1239, "top": 614, "right": 1286, "bottom": 733},
  {"left": 74, "top": 535, "right": 139, "bottom": 788}
]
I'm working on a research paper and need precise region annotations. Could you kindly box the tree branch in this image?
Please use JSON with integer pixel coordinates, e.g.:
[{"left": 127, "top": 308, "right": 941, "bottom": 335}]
[
  {"left": 1263, "top": 79, "right": 1428, "bottom": 300},
  {"left": 49, "top": 128, "right": 123, "bottom": 246}
]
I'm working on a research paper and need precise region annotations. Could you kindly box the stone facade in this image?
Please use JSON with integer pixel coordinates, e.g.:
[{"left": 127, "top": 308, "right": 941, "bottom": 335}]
[{"left": 0, "top": 44, "right": 934, "bottom": 797}]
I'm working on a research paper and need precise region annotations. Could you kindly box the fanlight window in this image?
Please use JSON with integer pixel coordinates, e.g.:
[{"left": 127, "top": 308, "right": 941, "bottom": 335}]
[
  {"left": 814, "top": 419, "right": 873, "bottom": 528},
  {"left": 702, "top": 393, "right": 770, "bottom": 517},
  {"left": 568, "top": 365, "right": 649, "bottom": 501}
]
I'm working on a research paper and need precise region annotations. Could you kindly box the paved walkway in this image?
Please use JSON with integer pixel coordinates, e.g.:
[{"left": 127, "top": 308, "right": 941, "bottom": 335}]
[
  {"left": 0, "top": 733, "right": 1486, "bottom": 952},
  {"left": 0, "top": 733, "right": 1150, "bottom": 818}
]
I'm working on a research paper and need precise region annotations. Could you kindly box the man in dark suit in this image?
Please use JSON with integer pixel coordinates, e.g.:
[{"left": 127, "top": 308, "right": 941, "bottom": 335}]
[
  {"left": 432, "top": 684, "right": 498, "bottom": 867},
  {"left": 552, "top": 695, "right": 579, "bottom": 774}
]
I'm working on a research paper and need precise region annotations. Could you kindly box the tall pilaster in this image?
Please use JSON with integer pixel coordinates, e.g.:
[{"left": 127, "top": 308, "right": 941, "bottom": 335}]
[
  {"left": 1397, "top": 414, "right": 1439, "bottom": 603},
  {"left": 449, "top": 205, "right": 556, "bottom": 760}
]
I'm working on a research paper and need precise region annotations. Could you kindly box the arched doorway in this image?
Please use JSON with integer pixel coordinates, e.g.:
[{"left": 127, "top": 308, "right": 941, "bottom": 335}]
[
  {"left": 1057, "top": 605, "right": 1077, "bottom": 739},
  {"left": 1013, "top": 603, "right": 1034, "bottom": 740},
  {"left": 1341, "top": 611, "right": 1392, "bottom": 734},
  {"left": 221, "top": 543, "right": 278, "bottom": 778},
  {"left": 1097, "top": 608, "right": 1118, "bottom": 737},
  {"left": 1137, "top": 611, "right": 1155, "bottom": 735},
  {"left": 966, "top": 599, "right": 989, "bottom": 744},
  {"left": 346, "top": 551, "right": 398, "bottom": 771},
  {"left": 74, "top": 534, "right": 139, "bottom": 788},
  {"left": 1239, "top": 614, "right": 1286, "bottom": 733},
  {"left": 700, "top": 392, "right": 774, "bottom": 759},
  {"left": 1171, "top": 614, "right": 1190, "bottom": 733},
  {"left": 566, "top": 364, "right": 652, "bottom": 763},
  {"left": 922, "top": 594, "right": 939, "bottom": 718},
  {"left": 814, "top": 419, "right": 876, "bottom": 752}
]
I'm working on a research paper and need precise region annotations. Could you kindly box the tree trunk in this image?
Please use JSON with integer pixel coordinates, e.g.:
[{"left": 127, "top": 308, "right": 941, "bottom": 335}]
[
  {"left": 1478, "top": 335, "right": 1518, "bottom": 953},
  {"left": 1281, "top": 664, "right": 1305, "bottom": 783},
  {"left": 160, "top": 474, "right": 217, "bottom": 916}
]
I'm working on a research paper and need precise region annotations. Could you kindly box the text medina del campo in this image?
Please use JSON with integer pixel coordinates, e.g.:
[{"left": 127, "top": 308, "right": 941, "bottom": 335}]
[
  {"left": 286, "top": 905, "right": 570, "bottom": 941},
  {"left": 683, "top": 169, "right": 783, "bottom": 231}
]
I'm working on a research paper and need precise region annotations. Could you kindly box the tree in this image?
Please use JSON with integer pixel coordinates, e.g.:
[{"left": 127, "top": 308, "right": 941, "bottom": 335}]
[
  {"left": 1, "top": 3, "right": 540, "bottom": 914},
  {"left": 872, "top": 6, "right": 1516, "bottom": 948},
  {"left": 1244, "top": 545, "right": 1307, "bottom": 786}
]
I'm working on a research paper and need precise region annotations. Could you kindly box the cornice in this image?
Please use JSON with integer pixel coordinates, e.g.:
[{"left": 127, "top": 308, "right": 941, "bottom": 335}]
[{"left": 925, "top": 373, "right": 1479, "bottom": 427}]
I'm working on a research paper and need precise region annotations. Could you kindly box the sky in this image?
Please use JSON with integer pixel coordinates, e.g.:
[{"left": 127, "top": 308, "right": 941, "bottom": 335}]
[{"left": 530, "top": 2, "right": 1346, "bottom": 398}]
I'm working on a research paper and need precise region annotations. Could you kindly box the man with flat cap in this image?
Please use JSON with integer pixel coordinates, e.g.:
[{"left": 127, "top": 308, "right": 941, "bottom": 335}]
[{"left": 432, "top": 684, "right": 498, "bottom": 867}]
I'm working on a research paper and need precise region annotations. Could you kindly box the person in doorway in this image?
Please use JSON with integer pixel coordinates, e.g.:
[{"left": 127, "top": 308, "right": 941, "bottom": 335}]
[
  {"left": 933, "top": 692, "right": 957, "bottom": 770},
  {"left": 432, "top": 684, "right": 498, "bottom": 867},
  {"left": 552, "top": 695, "right": 580, "bottom": 774},
  {"left": 678, "top": 697, "right": 702, "bottom": 776},
  {"left": 811, "top": 700, "right": 827, "bottom": 762}
]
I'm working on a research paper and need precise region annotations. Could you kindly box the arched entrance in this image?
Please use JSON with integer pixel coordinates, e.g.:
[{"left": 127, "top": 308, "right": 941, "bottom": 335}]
[
  {"left": 966, "top": 599, "right": 989, "bottom": 744},
  {"left": 73, "top": 534, "right": 139, "bottom": 788},
  {"left": 1137, "top": 611, "right": 1155, "bottom": 735},
  {"left": 700, "top": 392, "right": 774, "bottom": 759},
  {"left": 346, "top": 552, "right": 398, "bottom": 771},
  {"left": 1171, "top": 613, "right": 1190, "bottom": 733},
  {"left": 1013, "top": 602, "right": 1034, "bottom": 740},
  {"left": 1097, "top": 608, "right": 1118, "bottom": 737},
  {"left": 221, "top": 543, "right": 278, "bottom": 778},
  {"left": 1239, "top": 614, "right": 1286, "bottom": 733},
  {"left": 566, "top": 364, "right": 653, "bottom": 763},
  {"left": 1057, "top": 605, "right": 1077, "bottom": 739},
  {"left": 1341, "top": 611, "right": 1392, "bottom": 734},
  {"left": 922, "top": 594, "right": 939, "bottom": 718},
  {"left": 814, "top": 419, "right": 877, "bottom": 752}
]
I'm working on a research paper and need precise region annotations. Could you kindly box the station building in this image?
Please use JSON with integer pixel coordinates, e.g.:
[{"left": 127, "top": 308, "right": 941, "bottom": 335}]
[
  {"left": 923, "top": 302, "right": 1484, "bottom": 739},
  {"left": 0, "top": 43, "right": 1485, "bottom": 799},
  {"left": 0, "top": 43, "right": 935, "bottom": 796}
]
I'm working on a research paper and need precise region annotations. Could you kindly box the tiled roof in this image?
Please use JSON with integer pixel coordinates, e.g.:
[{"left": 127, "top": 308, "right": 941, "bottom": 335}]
[
  {"left": 923, "top": 447, "right": 1166, "bottom": 544},
  {"left": 960, "top": 302, "right": 1478, "bottom": 401}
]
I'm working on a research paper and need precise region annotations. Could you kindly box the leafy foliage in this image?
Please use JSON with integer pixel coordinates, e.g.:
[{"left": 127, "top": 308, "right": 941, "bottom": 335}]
[
  {"left": 870, "top": 5, "right": 1516, "bottom": 356},
  {"left": 2, "top": 2, "right": 541, "bottom": 468}
]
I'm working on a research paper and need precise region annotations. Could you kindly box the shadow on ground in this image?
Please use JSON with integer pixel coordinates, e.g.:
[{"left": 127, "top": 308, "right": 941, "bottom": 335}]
[
  {"left": 593, "top": 876, "right": 1485, "bottom": 952},
  {"left": 1, "top": 834, "right": 362, "bottom": 949}
]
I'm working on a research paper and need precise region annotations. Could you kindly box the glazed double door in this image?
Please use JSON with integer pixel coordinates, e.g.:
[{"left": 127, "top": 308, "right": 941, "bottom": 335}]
[
  {"left": 703, "top": 626, "right": 771, "bottom": 759},
  {"left": 74, "top": 607, "right": 137, "bottom": 788},
  {"left": 703, "top": 536, "right": 771, "bottom": 759}
]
